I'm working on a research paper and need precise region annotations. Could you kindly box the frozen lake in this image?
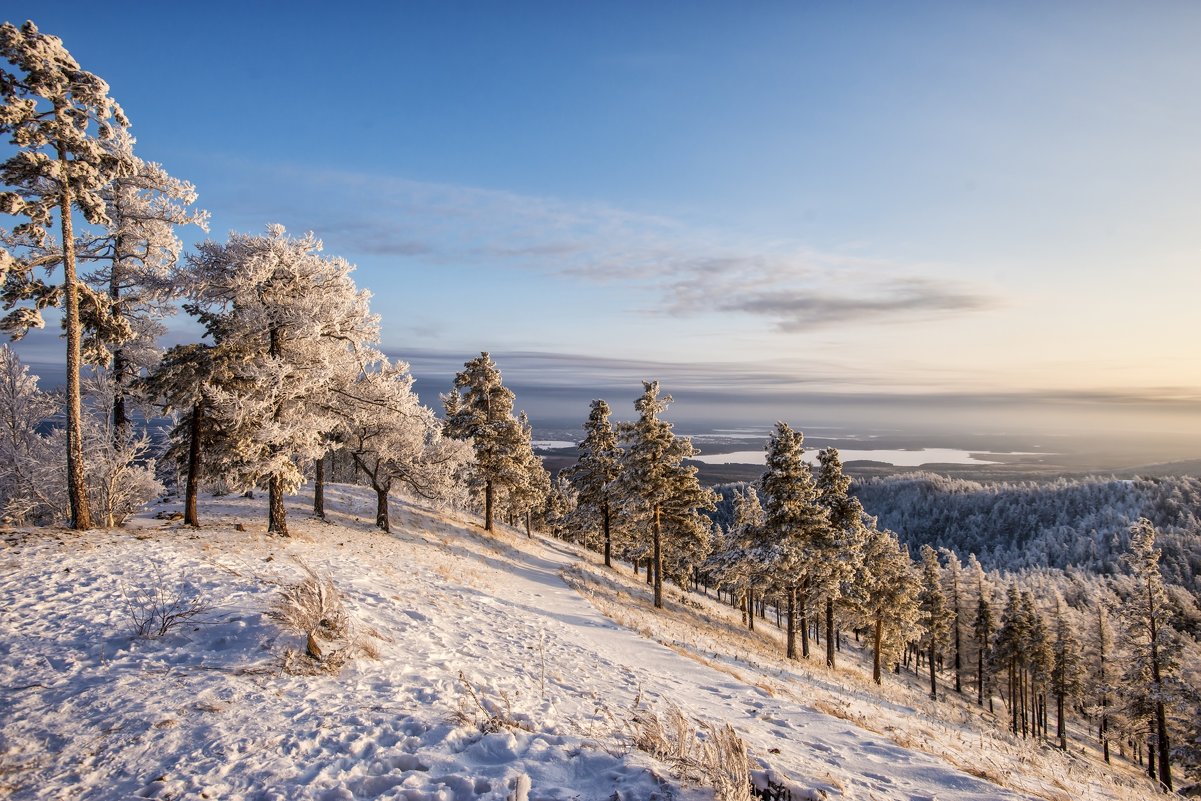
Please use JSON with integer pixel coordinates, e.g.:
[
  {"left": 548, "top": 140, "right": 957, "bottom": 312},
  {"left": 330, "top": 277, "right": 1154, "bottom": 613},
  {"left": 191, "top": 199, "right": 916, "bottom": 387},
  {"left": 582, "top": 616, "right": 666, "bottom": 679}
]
[{"left": 688, "top": 447, "right": 1040, "bottom": 467}]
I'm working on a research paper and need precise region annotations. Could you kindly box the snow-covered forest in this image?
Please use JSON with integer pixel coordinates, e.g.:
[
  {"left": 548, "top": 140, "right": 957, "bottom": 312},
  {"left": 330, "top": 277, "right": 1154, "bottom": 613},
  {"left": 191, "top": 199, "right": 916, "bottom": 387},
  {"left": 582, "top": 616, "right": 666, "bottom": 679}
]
[{"left": 2, "top": 18, "right": 1200, "bottom": 801}]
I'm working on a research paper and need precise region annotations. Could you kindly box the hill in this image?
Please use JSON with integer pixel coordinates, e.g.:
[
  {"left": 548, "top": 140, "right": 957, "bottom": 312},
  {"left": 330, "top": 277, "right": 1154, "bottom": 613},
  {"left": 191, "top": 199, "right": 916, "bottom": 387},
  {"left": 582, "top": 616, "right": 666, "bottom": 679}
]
[{"left": 0, "top": 486, "right": 1168, "bottom": 800}]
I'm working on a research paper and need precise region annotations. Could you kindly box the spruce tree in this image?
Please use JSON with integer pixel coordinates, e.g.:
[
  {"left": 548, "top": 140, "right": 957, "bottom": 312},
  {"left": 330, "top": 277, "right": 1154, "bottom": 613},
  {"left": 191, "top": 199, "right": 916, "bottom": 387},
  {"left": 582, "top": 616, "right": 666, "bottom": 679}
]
[
  {"left": 918, "top": 544, "right": 948, "bottom": 700},
  {"left": 755, "top": 422, "right": 831, "bottom": 660},
  {"left": 815, "top": 447, "right": 865, "bottom": 670},
  {"left": 565, "top": 399, "right": 622, "bottom": 566},
  {"left": 1119, "top": 518, "right": 1180, "bottom": 792},
  {"left": 443, "top": 352, "right": 526, "bottom": 532},
  {"left": 616, "top": 381, "right": 715, "bottom": 609}
]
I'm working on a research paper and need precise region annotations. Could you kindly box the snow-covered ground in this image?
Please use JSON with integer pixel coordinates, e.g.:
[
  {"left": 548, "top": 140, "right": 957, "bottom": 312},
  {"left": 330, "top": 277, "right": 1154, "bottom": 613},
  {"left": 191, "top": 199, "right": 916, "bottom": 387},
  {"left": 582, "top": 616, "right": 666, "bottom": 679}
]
[{"left": 0, "top": 486, "right": 1164, "bottom": 800}]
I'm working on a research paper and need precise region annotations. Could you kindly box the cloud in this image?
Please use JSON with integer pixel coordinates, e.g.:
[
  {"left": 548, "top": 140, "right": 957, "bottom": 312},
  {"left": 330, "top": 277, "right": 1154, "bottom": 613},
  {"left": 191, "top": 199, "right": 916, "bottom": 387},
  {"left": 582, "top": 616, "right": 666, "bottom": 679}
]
[
  {"left": 713, "top": 277, "right": 995, "bottom": 331},
  {"left": 214, "top": 160, "right": 1001, "bottom": 332}
]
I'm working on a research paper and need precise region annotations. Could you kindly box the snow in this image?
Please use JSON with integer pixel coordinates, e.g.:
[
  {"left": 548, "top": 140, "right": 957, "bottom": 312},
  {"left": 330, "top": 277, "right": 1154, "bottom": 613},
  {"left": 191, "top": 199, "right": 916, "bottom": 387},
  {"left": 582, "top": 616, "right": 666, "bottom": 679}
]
[{"left": 0, "top": 486, "right": 1161, "bottom": 800}]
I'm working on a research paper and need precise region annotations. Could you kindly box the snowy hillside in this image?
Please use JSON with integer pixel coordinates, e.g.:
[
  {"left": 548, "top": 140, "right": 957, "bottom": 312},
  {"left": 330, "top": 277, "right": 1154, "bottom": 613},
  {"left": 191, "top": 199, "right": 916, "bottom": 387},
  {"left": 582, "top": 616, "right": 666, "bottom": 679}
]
[{"left": 0, "top": 486, "right": 1165, "bottom": 801}]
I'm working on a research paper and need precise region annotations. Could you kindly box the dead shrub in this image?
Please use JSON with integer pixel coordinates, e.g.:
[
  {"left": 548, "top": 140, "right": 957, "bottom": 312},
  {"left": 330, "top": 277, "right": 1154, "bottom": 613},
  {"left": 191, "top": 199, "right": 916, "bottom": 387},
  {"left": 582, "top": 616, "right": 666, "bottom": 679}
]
[
  {"left": 122, "top": 563, "right": 214, "bottom": 639},
  {"left": 633, "top": 702, "right": 753, "bottom": 801},
  {"left": 269, "top": 562, "right": 373, "bottom": 675}
]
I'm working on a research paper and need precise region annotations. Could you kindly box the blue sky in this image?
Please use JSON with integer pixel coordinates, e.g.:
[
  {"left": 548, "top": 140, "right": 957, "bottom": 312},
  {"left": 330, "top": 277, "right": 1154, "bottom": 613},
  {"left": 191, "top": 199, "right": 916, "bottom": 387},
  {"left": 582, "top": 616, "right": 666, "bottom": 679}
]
[{"left": 5, "top": 1, "right": 1201, "bottom": 442}]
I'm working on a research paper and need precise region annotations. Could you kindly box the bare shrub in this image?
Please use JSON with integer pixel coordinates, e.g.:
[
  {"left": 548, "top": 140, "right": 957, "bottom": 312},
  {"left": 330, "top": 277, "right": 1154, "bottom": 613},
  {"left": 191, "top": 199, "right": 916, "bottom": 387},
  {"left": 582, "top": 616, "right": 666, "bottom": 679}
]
[
  {"left": 633, "top": 702, "right": 753, "bottom": 801},
  {"left": 269, "top": 562, "right": 371, "bottom": 675},
  {"left": 454, "top": 671, "right": 533, "bottom": 733},
  {"left": 122, "top": 564, "right": 214, "bottom": 639}
]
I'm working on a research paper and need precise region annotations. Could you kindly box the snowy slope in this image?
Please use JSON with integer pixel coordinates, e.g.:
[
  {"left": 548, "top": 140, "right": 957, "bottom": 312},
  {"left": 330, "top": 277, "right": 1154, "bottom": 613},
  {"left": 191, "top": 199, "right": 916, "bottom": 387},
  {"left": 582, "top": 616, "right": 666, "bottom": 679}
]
[{"left": 0, "top": 486, "right": 1163, "bottom": 801}]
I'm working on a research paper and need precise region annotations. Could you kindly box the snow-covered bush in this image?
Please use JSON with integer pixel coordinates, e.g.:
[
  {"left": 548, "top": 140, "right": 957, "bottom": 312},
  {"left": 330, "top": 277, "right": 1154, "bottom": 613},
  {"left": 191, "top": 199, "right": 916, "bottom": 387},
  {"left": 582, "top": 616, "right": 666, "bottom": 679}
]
[
  {"left": 633, "top": 702, "right": 752, "bottom": 801},
  {"left": 270, "top": 563, "right": 375, "bottom": 674}
]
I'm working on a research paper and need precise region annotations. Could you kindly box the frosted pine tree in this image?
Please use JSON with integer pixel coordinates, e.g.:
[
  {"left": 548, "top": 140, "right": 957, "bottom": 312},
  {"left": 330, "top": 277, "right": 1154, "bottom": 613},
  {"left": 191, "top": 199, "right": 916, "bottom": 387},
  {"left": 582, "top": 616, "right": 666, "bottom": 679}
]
[
  {"left": 849, "top": 523, "right": 923, "bottom": 684},
  {"left": 339, "top": 358, "right": 470, "bottom": 532},
  {"left": 969, "top": 554, "right": 995, "bottom": 710},
  {"left": 815, "top": 447, "right": 864, "bottom": 670},
  {"left": 501, "top": 411, "right": 549, "bottom": 536},
  {"left": 616, "top": 381, "right": 715, "bottom": 609},
  {"left": 1118, "top": 518, "right": 1180, "bottom": 792},
  {"left": 565, "top": 399, "right": 622, "bottom": 566},
  {"left": 992, "top": 584, "right": 1027, "bottom": 734},
  {"left": 940, "top": 548, "right": 966, "bottom": 694},
  {"left": 0, "top": 21, "right": 135, "bottom": 529},
  {"left": 755, "top": 422, "right": 831, "bottom": 660},
  {"left": 918, "top": 544, "right": 948, "bottom": 700},
  {"left": 442, "top": 352, "right": 526, "bottom": 532},
  {"left": 708, "top": 486, "right": 764, "bottom": 630},
  {"left": 185, "top": 225, "right": 379, "bottom": 536},
  {"left": 1050, "top": 593, "right": 1083, "bottom": 751}
]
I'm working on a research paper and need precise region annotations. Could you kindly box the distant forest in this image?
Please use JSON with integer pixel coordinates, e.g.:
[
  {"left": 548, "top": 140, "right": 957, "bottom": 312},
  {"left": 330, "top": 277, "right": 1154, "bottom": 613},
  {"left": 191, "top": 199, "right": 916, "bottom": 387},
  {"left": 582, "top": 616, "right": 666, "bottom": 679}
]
[{"left": 713, "top": 474, "right": 1201, "bottom": 598}]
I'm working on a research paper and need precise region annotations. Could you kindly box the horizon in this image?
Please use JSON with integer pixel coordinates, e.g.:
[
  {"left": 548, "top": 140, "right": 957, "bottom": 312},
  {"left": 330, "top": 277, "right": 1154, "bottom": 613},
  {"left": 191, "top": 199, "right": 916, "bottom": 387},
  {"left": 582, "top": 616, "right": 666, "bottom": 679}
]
[{"left": 4, "top": 3, "right": 1200, "bottom": 457}]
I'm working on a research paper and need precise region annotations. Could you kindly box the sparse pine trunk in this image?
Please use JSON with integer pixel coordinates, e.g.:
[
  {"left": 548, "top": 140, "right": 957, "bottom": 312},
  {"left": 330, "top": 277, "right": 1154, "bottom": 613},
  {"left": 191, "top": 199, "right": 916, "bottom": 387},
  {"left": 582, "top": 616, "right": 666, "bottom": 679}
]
[
  {"left": 525, "top": 509, "right": 532, "bottom": 538},
  {"left": 484, "top": 479, "right": 494, "bottom": 531},
  {"left": 1056, "top": 690, "right": 1066, "bottom": 750},
  {"left": 652, "top": 507, "right": 663, "bottom": 608},
  {"left": 602, "top": 502, "right": 612, "bottom": 567},
  {"left": 268, "top": 474, "right": 288, "bottom": 536},
  {"left": 872, "top": 614, "right": 884, "bottom": 684},
  {"left": 109, "top": 257, "right": 128, "bottom": 442},
  {"left": 375, "top": 486, "right": 389, "bottom": 532},
  {"left": 59, "top": 139, "right": 92, "bottom": 531},
  {"left": 826, "top": 597, "right": 836, "bottom": 669},
  {"left": 928, "top": 633, "right": 938, "bottom": 700},
  {"left": 786, "top": 586, "right": 797, "bottom": 660},
  {"left": 184, "top": 401, "right": 202, "bottom": 527},
  {"left": 314, "top": 453, "right": 325, "bottom": 518},
  {"left": 1098, "top": 606, "right": 1110, "bottom": 763},
  {"left": 747, "top": 586, "right": 755, "bottom": 632},
  {"left": 953, "top": 607, "right": 962, "bottom": 694},
  {"left": 799, "top": 593, "right": 809, "bottom": 659}
]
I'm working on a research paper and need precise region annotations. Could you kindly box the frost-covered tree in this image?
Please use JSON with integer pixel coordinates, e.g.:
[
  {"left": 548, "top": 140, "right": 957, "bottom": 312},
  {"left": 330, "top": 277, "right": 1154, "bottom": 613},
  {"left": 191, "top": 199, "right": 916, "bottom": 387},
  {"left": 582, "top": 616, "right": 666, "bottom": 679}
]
[
  {"left": 1050, "top": 594, "right": 1083, "bottom": 751},
  {"left": 0, "top": 21, "right": 135, "bottom": 529},
  {"left": 969, "top": 555, "right": 995, "bottom": 709},
  {"left": 443, "top": 352, "right": 528, "bottom": 532},
  {"left": 1119, "top": 518, "right": 1180, "bottom": 792},
  {"left": 616, "top": 381, "right": 716, "bottom": 609},
  {"left": 754, "top": 422, "right": 831, "bottom": 660},
  {"left": 992, "top": 584, "right": 1027, "bottom": 734},
  {"left": 501, "top": 411, "right": 549, "bottom": 537},
  {"left": 708, "top": 486, "right": 764, "bottom": 630},
  {"left": 137, "top": 342, "right": 231, "bottom": 527},
  {"left": 940, "top": 548, "right": 966, "bottom": 694},
  {"left": 918, "top": 544, "right": 948, "bottom": 700},
  {"left": 339, "top": 358, "right": 470, "bottom": 532},
  {"left": 78, "top": 369, "right": 162, "bottom": 526},
  {"left": 0, "top": 343, "right": 56, "bottom": 522},
  {"left": 80, "top": 129, "right": 207, "bottom": 435},
  {"left": 185, "top": 225, "right": 378, "bottom": 536},
  {"left": 565, "top": 399, "right": 622, "bottom": 566},
  {"left": 851, "top": 523, "right": 923, "bottom": 684},
  {"left": 815, "top": 447, "right": 864, "bottom": 670}
]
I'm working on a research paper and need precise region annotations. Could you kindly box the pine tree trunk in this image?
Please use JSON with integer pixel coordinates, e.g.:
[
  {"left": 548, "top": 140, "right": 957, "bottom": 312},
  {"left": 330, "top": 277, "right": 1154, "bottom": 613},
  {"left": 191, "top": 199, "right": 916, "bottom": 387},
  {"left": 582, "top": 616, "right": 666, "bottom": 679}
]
[
  {"left": 184, "top": 402, "right": 202, "bottom": 527},
  {"left": 525, "top": 509, "right": 531, "bottom": 538},
  {"left": 268, "top": 474, "right": 288, "bottom": 536},
  {"left": 954, "top": 609, "right": 962, "bottom": 693},
  {"left": 59, "top": 139, "right": 92, "bottom": 531},
  {"left": 825, "top": 597, "right": 836, "bottom": 669},
  {"left": 747, "top": 586, "right": 755, "bottom": 632},
  {"left": 375, "top": 486, "right": 389, "bottom": 532},
  {"left": 484, "top": 479, "right": 494, "bottom": 531},
  {"left": 1155, "top": 701, "right": 1172, "bottom": 791},
  {"left": 977, "top": 644, "right": 984, "bottom": 706},
  {"left": 109, "top": 262, "right": 128, "bottom": 443},
  {"left": 799, "top": 593, "right": 809, "bottom": 659},
  {"left": 602, "top": 502, "right": 611, "bottom": 567},
  {"left": 872, "top": 615, "right": 883, "bottom": 684},
  {"left": 1147, "top": 723, "right": 1156, "bottom": 783},
  {"left": 314, "top": 453, "right": 325, "bottom": 518},
  {"left": 786, "top": 586, "right": 797, "bottom": 660},
  {"left": 1057, "top": 691, "right": 1066, "bottom": 750},
  {"left": 928, "top": 634, "right": 937, "bottom": 700},
  {"left": 652, "top": 507, "right": 663, "bottom": 609}
]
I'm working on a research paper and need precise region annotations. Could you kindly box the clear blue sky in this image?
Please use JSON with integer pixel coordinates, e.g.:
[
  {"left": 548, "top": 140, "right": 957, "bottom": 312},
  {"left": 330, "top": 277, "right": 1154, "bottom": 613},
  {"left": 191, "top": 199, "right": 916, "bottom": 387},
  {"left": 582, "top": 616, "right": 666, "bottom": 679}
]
[{"left": 5, "top": 1, "right": 1201, "bottom": 444}]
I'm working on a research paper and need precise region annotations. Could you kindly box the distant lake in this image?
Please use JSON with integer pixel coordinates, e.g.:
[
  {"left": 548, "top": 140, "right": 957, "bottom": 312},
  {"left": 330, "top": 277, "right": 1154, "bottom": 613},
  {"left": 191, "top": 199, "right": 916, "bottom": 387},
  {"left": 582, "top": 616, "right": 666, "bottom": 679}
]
[{"left": 688, "top": 447, "right": 1044, "bottom": 467}]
